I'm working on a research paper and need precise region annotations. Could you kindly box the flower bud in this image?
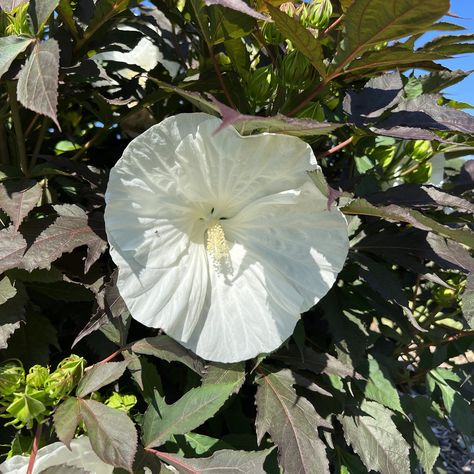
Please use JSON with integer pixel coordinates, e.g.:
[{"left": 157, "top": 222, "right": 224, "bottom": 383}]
[
  {"left": 247, "top": 65, "right": 276, "bottom": 105},
  {"left": 301, "top": 0, "right": 333, "bottom": 29},
  {"left": 280, "top": 50, "right": 312, "bottom": 89},
  {"left": 0, "top": 361, "right": 25, "bottom": 397},
  {"left": 261, "top": 21, "right": 284, "bottom": 45},
  {"left": 45, "top": 355, "right": 86, "bottom": 401},
  {"left": 26, "top": 365, "right": 50, "bottom": 390}
]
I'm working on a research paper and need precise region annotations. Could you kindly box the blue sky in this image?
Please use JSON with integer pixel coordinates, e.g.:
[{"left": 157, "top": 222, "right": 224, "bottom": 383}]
[{"left": 423, "top": 0, "right": 474, "bottom": 111}]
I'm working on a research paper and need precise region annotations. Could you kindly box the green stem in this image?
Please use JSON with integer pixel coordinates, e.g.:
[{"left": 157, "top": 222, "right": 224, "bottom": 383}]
[{"left": 7, "top": 81, "right": 28, "bottom": 176}]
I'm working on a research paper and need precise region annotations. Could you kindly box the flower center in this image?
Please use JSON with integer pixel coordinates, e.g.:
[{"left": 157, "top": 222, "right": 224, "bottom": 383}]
[{"left": 206, "top": 220, "right": 232, "bottom": 274}]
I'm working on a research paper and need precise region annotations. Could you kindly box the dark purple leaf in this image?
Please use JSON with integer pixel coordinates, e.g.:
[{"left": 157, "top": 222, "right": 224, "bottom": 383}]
[
  {"left": 378, "top": 95, "right": 474, "bottom": 134},
  {"left": 0, "top": 180, "right": 42, "bottom": 231},
  {"left": 17, "top": 39, "right": 60, "bottom": 128},
  {"left": 0, "top": 226, "right": 28, "bottom": 274}
]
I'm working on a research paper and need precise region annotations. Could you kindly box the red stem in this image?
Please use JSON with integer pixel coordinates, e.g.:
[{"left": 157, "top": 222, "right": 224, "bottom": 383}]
[
  {"left": 319, "top": 136, "right": 353, "bottom": 158},
  {"left": 323, "top": 14, "right": 344, "bottom": 36},
  {"left": 26, "top": 423, "right": 43, "bottom": 474}
]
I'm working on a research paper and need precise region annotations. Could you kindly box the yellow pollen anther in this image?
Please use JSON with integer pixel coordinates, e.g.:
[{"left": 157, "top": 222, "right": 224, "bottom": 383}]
[{"left": 206, "top": 221, "right": 232, "bottom": 274}]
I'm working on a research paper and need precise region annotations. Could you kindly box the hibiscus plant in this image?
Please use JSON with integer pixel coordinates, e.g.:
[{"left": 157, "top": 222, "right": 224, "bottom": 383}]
[{"left": 0, "top": 0, "right": 473, "bottom": 473}]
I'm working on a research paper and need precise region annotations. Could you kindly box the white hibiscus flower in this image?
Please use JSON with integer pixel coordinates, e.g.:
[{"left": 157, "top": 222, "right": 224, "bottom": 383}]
[
  {"left": 0, "top": 437, "right": 113, "bottom": 473},
  {"left": 104, "top": 113, "right": 349, "bottom": 362}
]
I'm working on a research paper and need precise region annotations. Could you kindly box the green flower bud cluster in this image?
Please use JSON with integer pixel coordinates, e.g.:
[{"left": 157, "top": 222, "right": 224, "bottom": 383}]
[
  {"left": 280, "top": 50, "right": 313, "bottom": 89},
  {"left": 0, "top": 356, "right": 85, "bottom": 429},
  {"left": 403, "top": 140, "right": 434, "bottom": 184},
  {"left": 299, "top": 0, "right": 333, "bottom": 30},
  {"left": 247, "top": 65, "right": 277, "bottom": 106}
]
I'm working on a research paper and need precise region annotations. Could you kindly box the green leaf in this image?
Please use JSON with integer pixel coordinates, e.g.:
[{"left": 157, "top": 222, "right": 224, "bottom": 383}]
[
  {"left": 53, "top": 397, "right": 81, "bottom": 447},
  {"left": 143, "top": 382, "right": 236, "bottom": 448},
  {"left": 202, "top": 362, "right": 246, "bottom": 393},
  {"left": 184, "top": 433, "right": 222, "bottom": 455},
  {"left": 0, "top": 275, "right": 16, "bottom": 305},
  {"left": 153, "top": 448, "right": 271, "bottom": 474},
  {"left": 359, "top": 356, "right": 403, "bottom": 413},
  {"left": 402, "top": 396, "right": 440, "bottom": 474},
  {"left": 340, "top": 400, "right": 410, "bottom": 474},
  {"left": 131, "top": 335, "right": 205, "bottom": 375},
  {"left": 334, "top": 0, "right": 450, "bottom": 71},
  {"left": 344, "top": 47, "right": 445, "bottom": 75},
  {"left": 462, "top": 273, "right": 474, "bottom": 329},
  {"left": 0, "top": 180, "right": 42, "bottom": 231},
  {"left": 78, "top": 398, "right": 138, "bottom": 472},
  {"left": 255, "top": 367, "right": 330, "bottom": 474},
  {"left": 29, "top": 0, "right": 59, "bottom": 32},
  {"left": 17, "top": 39, "right": 60, "bottom": 128},
  {"left": 267, "top": 3, "right": 326, "bottom": 78},
  {"left": 0, "top": 36, "right": 33, "bottom": 80},
  {"left": 76, "top": 361, "right": 129, "bottom": 398}
]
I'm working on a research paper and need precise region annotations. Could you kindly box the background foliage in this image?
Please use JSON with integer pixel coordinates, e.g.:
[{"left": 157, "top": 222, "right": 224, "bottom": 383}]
[{"left": 0, "top": 0, "right": 473, "bottom": 473}]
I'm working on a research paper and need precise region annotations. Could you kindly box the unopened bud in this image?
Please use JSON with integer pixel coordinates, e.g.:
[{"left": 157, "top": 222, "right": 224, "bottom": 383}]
[
  {"left": 45, "top": 355, "right": 85, "bottom": 400},
  {"left": 248, "top": 65, "right": 276, "bottom": 105},
  {"left": 280, "top": 50, "right": 312, "bottom": 89},
  {"left": 301, "top": 0, "right": 333, "bottom": 29},
  {"left": 26, "top": 365, "right": 50, "bottom": 390}
]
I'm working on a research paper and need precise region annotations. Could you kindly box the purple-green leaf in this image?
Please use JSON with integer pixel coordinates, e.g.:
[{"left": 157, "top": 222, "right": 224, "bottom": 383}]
[
  {"left": 0, "top": 36, "right": 33, "bottom": 80},
  {"left": 53, "top": 397, "right": 81, "bottom": 447},
  {"left": 78, "top": 399, "right": 138, "bottom": 472},
  {"left": 17, "top": 39, "right": 60, "bottom": 128},
  {"left": 204, "top": 0, "right": 267, "bottom": 20},
  {"left": 255, "top": 367, "right": 330, "bottom": 474},
  {"left": 153, "top": 448, "right": 272, "bottom": 474},
  {"left": 0, "top": 180, "right": 42, "bottom": 231},
  {"left": 76, "top": 361, "right": 129, "bottom": 398}
]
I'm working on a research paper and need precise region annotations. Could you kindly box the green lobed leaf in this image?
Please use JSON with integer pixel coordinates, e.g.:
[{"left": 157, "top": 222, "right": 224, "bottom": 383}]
[
  {"left": 76, "top": 361, "right": 129, "bottom": 398},
  {"left": 0, "top": 36, "right": 33, "bottom": 80},
  {"left": 78, "top": 398, "right": 138, "bottom": 472},
  {"left": 267, "top": 3, "right": 326, "bottom": 78},
  {"left": 143, "top": 382, "right": 237, "bottom": 448},
  {"left": 462, "top": 273, "right": 474, "bottom": 329},
  {"left": 255, "top": 367, "right": 330, "bottom": 474},
  {"left": 53, "top": 397, "right": 81, "bottom": 448},
  {"left": 340, "top": 400, "right": 410, "bottom": 474},
  {"left": 358, "top": 356, "right": 403, "bottom": 413},
  {"left": 153, "top": 448, "right": 272, "bottom": 474},
  {"left": 334, "top": 0, "right": 450, "bottom": 71},
  {"left": 17, "top": 39, "right": 60, "bottom": 128}
]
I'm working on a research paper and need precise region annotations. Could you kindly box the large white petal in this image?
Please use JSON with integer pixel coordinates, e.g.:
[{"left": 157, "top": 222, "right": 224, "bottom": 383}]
[
  {"left": 105, "top": 113, "right": 215, "bottom": 269},
  {"left": 184, "top": 242, "right": 304, "bottom": 362},
  {"left": 224, "top": 182, "right": 349, "bottom": 311},
  {"left": 0, "top": 437, "right": 113, "bottom": 474},
  {"left": 174, "top": 118, "right": 317, "bottom": 216},
  {"left": 111, "top": 237, "right": 209, "bottom": 344}
]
